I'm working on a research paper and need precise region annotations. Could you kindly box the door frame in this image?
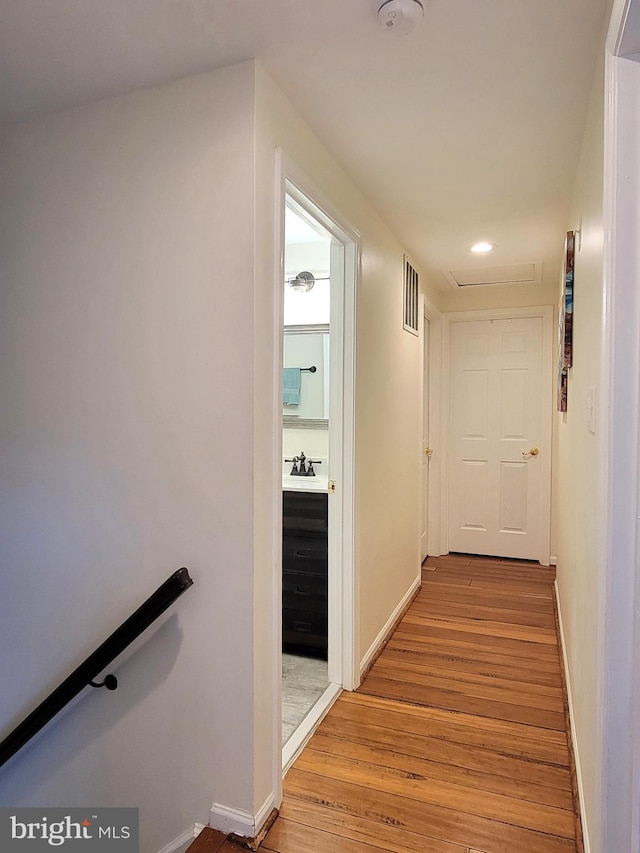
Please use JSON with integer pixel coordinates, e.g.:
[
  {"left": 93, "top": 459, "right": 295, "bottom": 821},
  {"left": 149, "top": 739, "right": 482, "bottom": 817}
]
[
  {"left": 597, "top": 2, "right": 640, "bottom": 849},
  {"left": 420, "top": 308, "right": 430, "bottom": 562},
  {"left": 441, "top": 305, "right": 554, "bottom": 565},
  {"left": 420, "top": 295, "right": 444, "bottom": 558},
  {"left": 274, "top": 151, "right": 360, "bottom": 774}
]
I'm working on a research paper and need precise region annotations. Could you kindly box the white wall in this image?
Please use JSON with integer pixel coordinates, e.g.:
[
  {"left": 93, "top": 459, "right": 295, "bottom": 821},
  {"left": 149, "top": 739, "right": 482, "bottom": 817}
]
[
  {"left": 285, "top": 241, "right": 331, "bottom": 281},
  {"left": 282, "top": 428, "right": 328, "bottom": 461},
  {"left": 0, "top": 63, "right": 259, "bottom": 851}
]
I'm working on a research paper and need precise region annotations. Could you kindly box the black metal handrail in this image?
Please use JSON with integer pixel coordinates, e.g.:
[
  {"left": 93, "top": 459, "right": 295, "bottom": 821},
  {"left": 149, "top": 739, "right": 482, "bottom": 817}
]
[{"left": 0, "top": 567, "right": 194, "bottom": 769}]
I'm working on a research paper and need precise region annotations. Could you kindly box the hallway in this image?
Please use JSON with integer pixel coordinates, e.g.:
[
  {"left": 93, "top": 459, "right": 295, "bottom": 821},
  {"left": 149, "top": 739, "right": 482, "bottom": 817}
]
[{"left": 260, "top": 554, "right": 580, "bottom": 853}]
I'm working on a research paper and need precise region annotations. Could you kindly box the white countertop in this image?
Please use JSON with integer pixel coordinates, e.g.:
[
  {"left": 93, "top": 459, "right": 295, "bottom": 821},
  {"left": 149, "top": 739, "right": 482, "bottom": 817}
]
[{"left": 282, "top": 474, "right": 329, "bottom": 493}]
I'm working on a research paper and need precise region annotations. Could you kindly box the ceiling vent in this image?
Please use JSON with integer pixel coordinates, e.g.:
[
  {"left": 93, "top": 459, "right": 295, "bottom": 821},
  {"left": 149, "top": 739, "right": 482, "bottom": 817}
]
[{"left": 444, "top": 262, "right": 542, "bottom": 289}]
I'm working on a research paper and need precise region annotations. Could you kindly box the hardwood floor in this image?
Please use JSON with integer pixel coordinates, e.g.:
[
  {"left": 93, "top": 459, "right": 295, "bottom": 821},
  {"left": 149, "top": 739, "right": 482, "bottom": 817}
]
[{"left": 261, "top": 554, "right": 580, "bottom": 853}]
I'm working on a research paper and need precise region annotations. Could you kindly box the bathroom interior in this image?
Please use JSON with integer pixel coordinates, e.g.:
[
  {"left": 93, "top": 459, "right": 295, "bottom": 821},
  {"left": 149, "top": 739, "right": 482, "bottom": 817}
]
[{"left": 281, "top": 199, "right": 333, "bottom": 746}]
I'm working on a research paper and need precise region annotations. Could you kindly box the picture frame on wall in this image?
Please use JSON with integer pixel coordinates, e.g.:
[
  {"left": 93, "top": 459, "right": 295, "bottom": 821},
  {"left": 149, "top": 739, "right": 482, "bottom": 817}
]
[
  {"left": 557, "top": 230, "right": 575, "bottom": 412},
  {"left": 557, "top": 364, "right": 568, "bottom": 413},
  {"left": 563, "top": 231, "right": 574, "bottom": 368}
]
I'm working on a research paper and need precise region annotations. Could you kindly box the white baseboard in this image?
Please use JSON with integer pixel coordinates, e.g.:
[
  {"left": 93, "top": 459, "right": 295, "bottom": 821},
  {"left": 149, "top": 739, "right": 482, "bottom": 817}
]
[
  {"left": 360, "top": 573, "right": 421, "bottom": 677},
  {"left": 210, "top": 791, "right": 276, "bottom": 839},
  {"left": 550, "top": 555, "right": 558, "bottom": 565},
  {"left": 157, "top": 822, "right": 205, "bottom": 853},
  {"left": 254, "top": 792, "right": 277, "bottom": 837},
  {"left": 555, "top": 579, "right": 590, "bottom": 853}
]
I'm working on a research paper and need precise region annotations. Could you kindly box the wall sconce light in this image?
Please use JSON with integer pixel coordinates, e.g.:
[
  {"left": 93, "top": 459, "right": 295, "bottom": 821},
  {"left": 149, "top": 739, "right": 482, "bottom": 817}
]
[{"left": 287, "top": 271, "right": 316, "bottom": 292}]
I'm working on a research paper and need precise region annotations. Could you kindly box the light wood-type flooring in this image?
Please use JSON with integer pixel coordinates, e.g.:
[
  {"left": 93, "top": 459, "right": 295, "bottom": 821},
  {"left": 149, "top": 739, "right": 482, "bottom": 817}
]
[{"left": 258, "top": 553, "right": 580, "bottom": 853}]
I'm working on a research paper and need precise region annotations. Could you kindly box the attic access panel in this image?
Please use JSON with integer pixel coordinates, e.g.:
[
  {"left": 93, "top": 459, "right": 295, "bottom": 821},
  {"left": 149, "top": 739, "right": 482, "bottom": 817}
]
[{"left": 445, "top": 262, "right": 542, "bottom": 288}]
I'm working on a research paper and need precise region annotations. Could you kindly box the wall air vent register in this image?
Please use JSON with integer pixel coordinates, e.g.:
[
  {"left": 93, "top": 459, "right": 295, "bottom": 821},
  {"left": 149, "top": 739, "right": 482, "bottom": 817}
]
[{"left": 403, "top": 256, "right": 419, "bottom": 335}]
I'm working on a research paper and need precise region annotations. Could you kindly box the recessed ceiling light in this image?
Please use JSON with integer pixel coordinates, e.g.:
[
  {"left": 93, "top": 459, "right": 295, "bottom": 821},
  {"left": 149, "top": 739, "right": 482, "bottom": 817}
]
[{"left": 470, "top": 242, "right": 495, "bottom": 254}]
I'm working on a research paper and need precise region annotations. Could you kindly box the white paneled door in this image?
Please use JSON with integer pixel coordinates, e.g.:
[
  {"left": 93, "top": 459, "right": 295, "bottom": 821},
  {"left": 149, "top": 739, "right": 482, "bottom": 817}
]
[{"left": 448, "top": 316, "right": 549, "bottom": 560}]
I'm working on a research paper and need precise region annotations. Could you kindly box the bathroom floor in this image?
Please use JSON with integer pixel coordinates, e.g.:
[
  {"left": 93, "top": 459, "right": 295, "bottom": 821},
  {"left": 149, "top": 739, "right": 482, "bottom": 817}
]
[{"left": 282, "top": 653, "right": 329, "bottom": 744}]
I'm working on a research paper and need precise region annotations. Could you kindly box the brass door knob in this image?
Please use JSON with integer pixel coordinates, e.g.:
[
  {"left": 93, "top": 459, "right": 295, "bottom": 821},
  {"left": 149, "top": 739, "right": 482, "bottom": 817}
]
[{"left": 522, "top": 447, "right": 540, "bottom": 458}]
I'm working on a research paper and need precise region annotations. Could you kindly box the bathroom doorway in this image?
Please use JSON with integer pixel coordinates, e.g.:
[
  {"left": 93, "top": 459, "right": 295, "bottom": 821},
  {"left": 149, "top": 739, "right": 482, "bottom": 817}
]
[
  {"left": 281, "top": 199, "right": 331, "bottom": 748},
  {"left": 278, "top": 169, "right": 357, "bottom": 770}
]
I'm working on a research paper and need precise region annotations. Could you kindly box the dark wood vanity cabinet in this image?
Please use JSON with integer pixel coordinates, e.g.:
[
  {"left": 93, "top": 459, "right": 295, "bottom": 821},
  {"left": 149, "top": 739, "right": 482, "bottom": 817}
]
[{"left": 282, "top": 490, "right": 328, "bottom": 658}]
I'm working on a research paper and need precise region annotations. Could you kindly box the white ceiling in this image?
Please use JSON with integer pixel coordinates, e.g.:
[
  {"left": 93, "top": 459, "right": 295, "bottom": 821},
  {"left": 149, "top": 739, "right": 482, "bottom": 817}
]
[{"left": 0, "top": 0, "right": 608, "bottom": 291}]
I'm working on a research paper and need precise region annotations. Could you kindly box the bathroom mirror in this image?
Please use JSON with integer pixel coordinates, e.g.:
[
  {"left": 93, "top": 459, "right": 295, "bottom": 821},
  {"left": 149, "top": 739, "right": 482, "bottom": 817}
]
[{"left": 283, "top": 324, "right": 329, "bottom": 428}]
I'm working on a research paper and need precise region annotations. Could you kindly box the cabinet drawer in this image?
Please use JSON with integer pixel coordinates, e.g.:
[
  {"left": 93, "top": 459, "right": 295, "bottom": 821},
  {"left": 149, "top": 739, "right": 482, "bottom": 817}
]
[
  {"left": 283, "top": 608, "right": 327, "bottom": 651},
  {"left": 283, "top": 535, "right": 327, "bottom": 575},
  {"left": 283, "top": 491, "right": 328, "bottom": 536},
  {"left": 283, "top": 572, "right": 328, "bottom": 613}
]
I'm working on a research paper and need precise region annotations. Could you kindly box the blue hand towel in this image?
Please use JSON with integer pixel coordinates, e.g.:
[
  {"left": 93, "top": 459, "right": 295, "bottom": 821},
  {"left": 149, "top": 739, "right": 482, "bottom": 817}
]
[{"left": 283, "top": 367, "right": 301, "bottom": 406}]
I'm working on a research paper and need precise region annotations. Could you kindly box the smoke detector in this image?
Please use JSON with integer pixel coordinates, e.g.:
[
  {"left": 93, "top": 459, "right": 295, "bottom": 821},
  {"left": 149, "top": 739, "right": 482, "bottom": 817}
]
[{"left": 377, "top": 0, "right": 424, "bottom": 35}]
